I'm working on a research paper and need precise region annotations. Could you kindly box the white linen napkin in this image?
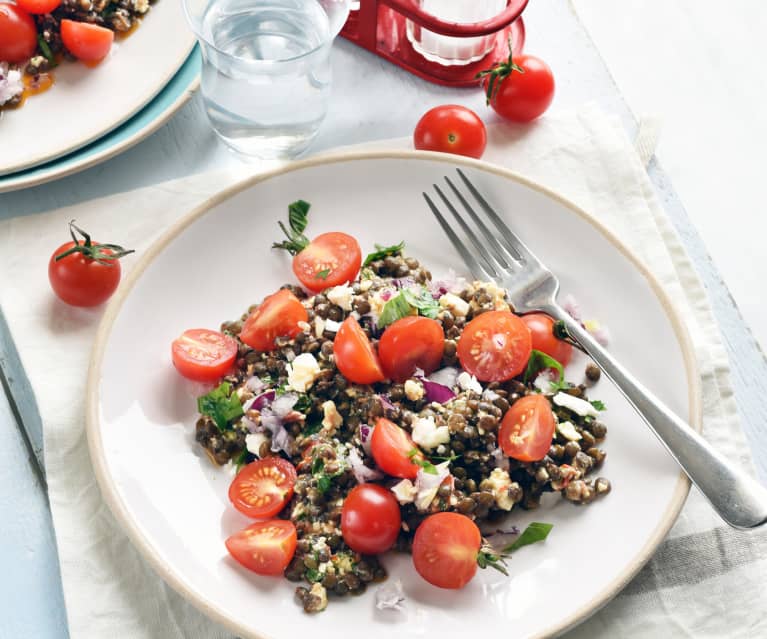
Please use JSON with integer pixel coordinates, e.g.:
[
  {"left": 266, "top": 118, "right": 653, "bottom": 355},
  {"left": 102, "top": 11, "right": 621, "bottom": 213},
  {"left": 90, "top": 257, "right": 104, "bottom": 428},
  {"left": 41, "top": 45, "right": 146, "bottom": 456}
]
[{"left": 1, "top": 104, "right": 765, "bottom": 638}]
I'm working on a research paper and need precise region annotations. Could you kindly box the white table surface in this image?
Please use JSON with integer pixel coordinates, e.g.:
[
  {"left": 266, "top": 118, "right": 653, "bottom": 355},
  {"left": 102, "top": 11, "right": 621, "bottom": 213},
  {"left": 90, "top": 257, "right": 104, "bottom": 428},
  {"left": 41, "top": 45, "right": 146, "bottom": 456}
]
[{"left": 1, "top": 1, "right": 766, "bottom": 637}]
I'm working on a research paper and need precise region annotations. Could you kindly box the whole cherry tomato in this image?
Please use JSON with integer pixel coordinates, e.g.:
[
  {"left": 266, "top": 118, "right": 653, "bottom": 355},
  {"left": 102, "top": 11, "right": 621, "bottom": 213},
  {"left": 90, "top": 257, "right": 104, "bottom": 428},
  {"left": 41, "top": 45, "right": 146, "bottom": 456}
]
[{"left": 414, "top": 105, "right": 487, "bottom": 159}]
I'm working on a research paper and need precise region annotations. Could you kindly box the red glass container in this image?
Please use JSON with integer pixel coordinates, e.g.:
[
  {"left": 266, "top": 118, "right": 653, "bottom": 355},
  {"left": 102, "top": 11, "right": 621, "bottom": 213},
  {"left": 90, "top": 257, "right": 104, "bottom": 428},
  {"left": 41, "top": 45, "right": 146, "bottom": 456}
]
[{"left": 340, "top": 0, "right": 528, "bottom": 87}]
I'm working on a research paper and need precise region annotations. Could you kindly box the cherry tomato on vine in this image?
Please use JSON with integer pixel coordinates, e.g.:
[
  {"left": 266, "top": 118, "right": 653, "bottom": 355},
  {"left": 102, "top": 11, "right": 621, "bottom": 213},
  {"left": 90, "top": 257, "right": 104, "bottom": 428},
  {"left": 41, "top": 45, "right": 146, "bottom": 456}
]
[
  {"left": 413, "top": 105, "right": 487, "bottom": 159},
  {"left": 48, "top": 221, "right": 134, "bottom": 307},
  {"left": 341, "top": 484, "right": 401, "bottom": 555},
  {"left": 0, "top": 4, "right": 38, "bottom": 63},
  {"left": 521, "top": 313, "right": 572, "bottom": 366},
  {"left": 478, "top": 49, "right": 555, "bottom": 123}
]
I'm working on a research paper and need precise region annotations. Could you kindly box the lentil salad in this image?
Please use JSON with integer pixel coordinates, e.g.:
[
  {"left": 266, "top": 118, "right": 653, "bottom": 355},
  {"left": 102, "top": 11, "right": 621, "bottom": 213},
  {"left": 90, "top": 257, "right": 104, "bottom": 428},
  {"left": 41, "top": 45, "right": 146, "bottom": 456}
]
[{"left": 174, "top": 200, "right": 611, "bottom": 613}]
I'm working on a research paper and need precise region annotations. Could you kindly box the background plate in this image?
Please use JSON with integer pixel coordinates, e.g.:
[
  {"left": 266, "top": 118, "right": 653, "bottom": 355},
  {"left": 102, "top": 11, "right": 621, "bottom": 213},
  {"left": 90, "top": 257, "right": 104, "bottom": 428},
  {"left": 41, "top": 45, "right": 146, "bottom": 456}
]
[
  {"left": 88, "top": 153, "right": 699, "bottom": 639},
  {"left": 0, "top": 0, "right": 195, "bottom": 175},
  {"left": 0, "top": 48, "right": 200, "bottom": 194}
]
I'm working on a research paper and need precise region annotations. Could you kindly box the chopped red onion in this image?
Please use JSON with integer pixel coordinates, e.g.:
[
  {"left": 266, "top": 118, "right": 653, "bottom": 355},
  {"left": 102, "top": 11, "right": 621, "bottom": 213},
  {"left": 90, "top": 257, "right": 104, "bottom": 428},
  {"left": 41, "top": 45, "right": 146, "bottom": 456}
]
[
  {"left": 427, "top": 366, "right": 459, "bottom": 389},
  {"left": 392, "top": 277, "right": 417, "bottom": 290},
  {"left": 380, "top": 289, "right": 394, "bottom": 301},
  {"left": 260, "top": 406, "right": 293, "bottom": 454},
  {"left": 378, "top": 394, "right": 396, "bottom": 412},
  {"left": 421, "top": 379, "right": 456, "bottom": 404},
  {"left": 251, "top": 390, "right": 276, "bottom": 411},
  {"left": 428, "top": 269, "right": 469, "bottom": 299},
  {"left": 486, "top": 526, "right": 520, "bottom": 537},
  {"left": 245, "top": 376, "right": 266, "bottom": 393},
  {"left": 359, "top": 424, "right": 374, "bottom": 454},
  {"left": 348, "top": 447, "right": 384, "bottom": 483},
  {"left": 375, "top": 579, "right": 406, "bottom": 612},
  {"left": 272, "top": 393, "right": 298, "bottom": 418},
  {"left": 490, "top": 447, "right": 510, "bottom": 471}
]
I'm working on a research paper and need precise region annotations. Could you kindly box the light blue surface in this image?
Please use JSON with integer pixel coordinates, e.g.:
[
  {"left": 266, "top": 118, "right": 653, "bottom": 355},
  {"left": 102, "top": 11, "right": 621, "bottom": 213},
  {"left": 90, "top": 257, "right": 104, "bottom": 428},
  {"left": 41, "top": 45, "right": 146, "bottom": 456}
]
[{"left": 0, "top": 48, "right": 201, "bottom": 193}]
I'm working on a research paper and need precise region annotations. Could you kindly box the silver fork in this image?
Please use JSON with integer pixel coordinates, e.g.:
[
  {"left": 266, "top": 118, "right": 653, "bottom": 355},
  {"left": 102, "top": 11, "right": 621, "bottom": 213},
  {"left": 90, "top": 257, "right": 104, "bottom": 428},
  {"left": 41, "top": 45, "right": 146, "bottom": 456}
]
[{"left": 424, "top": 168, "right": 767, "bottom": 530}]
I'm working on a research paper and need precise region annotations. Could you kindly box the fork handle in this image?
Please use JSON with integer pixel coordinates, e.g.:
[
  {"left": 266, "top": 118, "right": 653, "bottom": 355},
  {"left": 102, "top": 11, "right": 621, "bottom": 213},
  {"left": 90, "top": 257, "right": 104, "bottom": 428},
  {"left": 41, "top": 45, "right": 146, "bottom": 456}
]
[{"left": 543, "top": 303, "right": 767, "bottom": 529}]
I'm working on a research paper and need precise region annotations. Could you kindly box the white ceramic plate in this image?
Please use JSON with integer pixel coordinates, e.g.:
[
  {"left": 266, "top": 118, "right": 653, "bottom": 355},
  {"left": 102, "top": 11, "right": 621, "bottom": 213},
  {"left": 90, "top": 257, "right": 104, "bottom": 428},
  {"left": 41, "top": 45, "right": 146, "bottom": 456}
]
[
  {"left": 0, "top": 1, "right": 195, "bottom": 176},
  {"left": 87, "top": 152, "right": 700, "bottom": 639}
]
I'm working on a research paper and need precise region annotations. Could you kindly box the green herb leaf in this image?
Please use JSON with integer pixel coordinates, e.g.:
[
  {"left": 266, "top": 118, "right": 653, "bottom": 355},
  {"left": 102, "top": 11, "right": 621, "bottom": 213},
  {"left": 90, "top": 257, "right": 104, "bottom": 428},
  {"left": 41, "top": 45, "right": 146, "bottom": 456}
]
[
  {"left": 36, "top": 34, "right": 56, "bottom": 66},
  {"left": 315, "top": 268, "right": 330, "bottom": 280},
  {"left": 233, "top": 449, "right": 250, "bottom": 473},
  {"left": 303, "top": 421, "right": 323, "bottom": 436},
  {"left": 363, "top": 241, "right": 405, "bottom": 267},
  {"left": 408, "top": 448, "right": 438, "bottom": 475},
  {"left": 378, "top": 292, "right": 413, "bottom": 328},
  {"left": 317, "top": 474, "right": 332, "bottom": 494},
  {"left": 590, "top": 400, "right": 606, "bottom": 411},
  {"left": 311, "top": 457, "right": 324, "bottom": 476},
  {"left": 403, "top": 287, "right": 440, "bottom": 319},
  {"left": 197, "top": 382, "right": 244, "bottom": 431},
  {"left": 503, "top": 522, "right": 553, "bottom": 553},
  {"left": 294, "top": 393, "right": 312, "bottom": 413},
  {"left": 477, "top": 545, "right": 509, "bottom": 576},
  {"left": 523, "top": 350, "right": 565, "bottom": 385},
  {"left": 305, "top": 567, "right": 323, "bottom": 583},
  {"left": 272, "top": 200, "right": 311, "bottom": 255}
]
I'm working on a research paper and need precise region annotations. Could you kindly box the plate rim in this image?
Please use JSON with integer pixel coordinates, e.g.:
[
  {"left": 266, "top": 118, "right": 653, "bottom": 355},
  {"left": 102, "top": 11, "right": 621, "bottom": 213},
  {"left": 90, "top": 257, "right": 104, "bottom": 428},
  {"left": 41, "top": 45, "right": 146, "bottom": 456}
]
[
  {"left": 0, "top": 53, "right": 200, "bottom": 194},
  {"left": 85, "top": 150, "right": 700, "bottom": 639},
  {"left": 0, "top": 13, "right": 195, "bottom": 176}
]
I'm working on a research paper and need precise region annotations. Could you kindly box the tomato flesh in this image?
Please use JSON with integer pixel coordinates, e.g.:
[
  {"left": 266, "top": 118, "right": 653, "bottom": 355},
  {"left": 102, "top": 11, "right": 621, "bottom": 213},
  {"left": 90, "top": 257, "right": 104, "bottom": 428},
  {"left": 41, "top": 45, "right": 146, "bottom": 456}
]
[
  {"left": 229, "top": 458, "right": 297, "bottom": 519},
  {"left": 48, "top": 240, "right": 122, "bottom": 307},
  {"left": 16, "top": 0, "right": 62, "bottom": 14},
  {"left": 0, "top": 4, "right": 37, "bottom": 63},
  {"left": 413, "top": 105, "right": 487, "bottom": 159},
  {"left": 293, "top": 232, "right": 362, "bottom": 292},
  {"left": 486, "top": 54, "right": 555, "bottom": 123},
  {"left": 61, "top": 19, "right": 114, "bottom": 62},
  {"left": 521, "top": 313, "right": 572, "bottom": 366},
  {"left": 171, "top": 329, "right": 238, "bottom": 382},
  {"left": 457, "top": 310, "right": 532, "bottom": 382},
  {"left": 333, "top": 316, "right": 385, "bottom": 385},
  {"left": 370, "top": 418, "right": 422, "bottom": 479},
  {"left": 499, "top": 394, "right": 556, "bottom": 462},
  {"left": 412, "top": 512, "right": 481, "bottom": 589},
  {"left": 225, "top": 519, "right": 297, "bottom": 576},
  {"left": 240, "top": 289, "right": 308, "bottom": 352},
  {"left": 341, "top": 484, "right": 401, "bottom": 555},
  {"left": 378, "top": 316, "right": 445, "bottom": 383}
]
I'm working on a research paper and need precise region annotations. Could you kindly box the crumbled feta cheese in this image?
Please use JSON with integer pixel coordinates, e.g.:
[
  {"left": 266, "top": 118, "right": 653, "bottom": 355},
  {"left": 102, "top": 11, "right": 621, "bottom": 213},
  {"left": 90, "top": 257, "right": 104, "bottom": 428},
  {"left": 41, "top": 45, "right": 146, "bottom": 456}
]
[
  {"left": 485, "top": 281, "right": 511, "bottom": 311},
  {"left": 327, "top": 283, "right": 353, "bottom": 311},
  {"left": 391, "top": 479, "right": 417, "bottom": 504},
  {"left": 439, "top": 292, "right": 470, "bottom": 317},
  {"left": 415, "top": 462, "right": 451, "bottom": 511},
  {"left": 314, "top": 316, "right": 325, "bottom": 338},
  {"left": 481, "top": 468, "right": 515, "bottom": 511},
  {"left": 245, "top": 432, "right": 269, "bottom": 457},
  {"left": 404, "top": 379, "right": 424, "bottom": 401},
  {"left": 133, "top": 0, "right": 149, "bottom": 13},
  {"left": 533, "top": 369, "right": 557, "bottom": 394},
  {"left": 286, "top": 353, "right": 321, "bottom": 392},
  {"left": 324, "top": 318, "right": 341, "bottom": 333},
  {"left": 457, "top": 371, "right": 483, "bottom": 394},
  {"left": 359, "top": 279, "right": 373, "bottom": 292},
  {"left": 376, "top": 579, "right": 406, "bottom": 611},
  {"left": 553, "top": 392, "right": 600, "bottom": 418},
  {"left": 321, "top": 400, "right": 343, "bottom": 433},
  {"left": 0, "top": 64, "right": 23, "bottom": 107},
  {"left": 557, "top": 420, "right": 582, "bottom": 441},
  {"left": 411, "top": 416, "right": 450, "bottom": 450}
]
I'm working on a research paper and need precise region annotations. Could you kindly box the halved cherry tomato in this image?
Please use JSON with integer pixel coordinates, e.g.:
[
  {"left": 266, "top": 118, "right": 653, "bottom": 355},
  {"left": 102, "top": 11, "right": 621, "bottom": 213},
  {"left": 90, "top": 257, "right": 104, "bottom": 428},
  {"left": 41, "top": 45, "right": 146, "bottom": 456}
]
[
  {"left": 293, "top": 232, "right": 361, "bottom": 292},
  {"left": 370, "top": 417, "right": 422, "bottom": 479},
  {"left": 413, "top": 105, "right": 487, "bottom": 159},
  {"left": 240, "top": 289, "right": 308, "bottom": 352},
  {"left": 229, "top": 458, "right": 297, "bottom": 519},
  {"left": 60, "top": 19, "right": 114, "bottom": 63},
  {"left": 225, "top": 519, "right": 297, "bottom": 576},
  {"left": 333, "top": 316, "right": 385, "bottom": 385},
  {"left": 171, "top": 329, "right": 238, "bottom": 382},
  {"left": 378, "top": 316, "right": 445, "bottom": 382},
  {"left": 0, "top": 4, "right": 36, "bottom": 63},
  {"left": 498, "top": 394, "right": 556, "bottom": 462},
  {"left": 457, "top": 310, "right": 532, "bottom": 382},
  {"left": 16, "top": 0, "right": 62, "bottom": 14},
  {"left": 341, "top": 484, "right": 401, "bottom": 555},
  {"left": 412, "top": 512, "right": 481, "bottom": 589},
  {"left": 521, "top": 313, "right": 572, "bottom": 366}
]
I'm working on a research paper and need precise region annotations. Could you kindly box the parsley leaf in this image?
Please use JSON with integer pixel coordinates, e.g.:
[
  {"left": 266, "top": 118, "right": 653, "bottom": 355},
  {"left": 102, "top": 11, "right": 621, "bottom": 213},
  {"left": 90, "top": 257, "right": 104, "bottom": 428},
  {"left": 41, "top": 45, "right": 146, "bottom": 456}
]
[
  {"left": 523, "top": 350, "right": 565, "bottom": 385},
  {"left": 315, "top": 268, "right": 330, "bottom": 280},
  {"left": 197, "top": 382, "right": 243, "bottom": 431},
  {"left": 363, "top": 241, "right": 405, "bottom": 267},
  {"left": 403, "top": 287, "right": 440, "bottom": 319},
  {"left": 590, "top": 399, "right": 606, "bottom": 411},
  {"left": 272, "top": 200, "right": 311, "bottom": 255},
  {"left": 378, "top": 292, "right": 413, "bottom": 328},
  {"left": 317, "top": 475, "right": 332, "bottom": 493},
  {"left": 305, "top": 567, "right": 323, "bottom": 583},
  {"left": 303, "top": 420, "right": 323, "bottom": 436},
  {"left": 408, "top": 448, "right": 438, "bottom": 475},
  {"left": 294, "top": 393, "right": 312, "bottom": 413},
  {"left": 502, "top": 522, "right": 553, "bottom": 553},
  {"left": 233, "top": 449, "right": 250, "bottom": 473}
]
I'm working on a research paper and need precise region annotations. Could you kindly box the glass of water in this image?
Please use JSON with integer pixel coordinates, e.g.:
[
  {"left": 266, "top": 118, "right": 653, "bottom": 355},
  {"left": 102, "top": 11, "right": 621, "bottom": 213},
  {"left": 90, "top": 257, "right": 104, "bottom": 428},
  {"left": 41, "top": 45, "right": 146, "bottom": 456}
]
[{"left": 184, "top": 0, "right": 350, "bottom": 159}]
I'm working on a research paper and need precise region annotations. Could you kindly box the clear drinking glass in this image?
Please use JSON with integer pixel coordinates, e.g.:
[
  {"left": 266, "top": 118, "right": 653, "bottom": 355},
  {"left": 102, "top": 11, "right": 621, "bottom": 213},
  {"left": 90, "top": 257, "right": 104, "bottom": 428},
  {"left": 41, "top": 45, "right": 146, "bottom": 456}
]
[
  {"left": 183, "top": 0, "right": 350, "bottom": 159},
  {"left": 407, "top": 0, "right": 507, "bottom": 65}
]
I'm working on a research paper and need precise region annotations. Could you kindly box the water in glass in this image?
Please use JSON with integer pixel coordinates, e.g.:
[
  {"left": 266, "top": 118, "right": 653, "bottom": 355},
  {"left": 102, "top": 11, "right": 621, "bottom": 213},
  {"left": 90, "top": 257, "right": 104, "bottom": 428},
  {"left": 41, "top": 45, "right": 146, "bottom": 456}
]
[{"left": 199, "top": 0, "right": 332, "bottom": 158}]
